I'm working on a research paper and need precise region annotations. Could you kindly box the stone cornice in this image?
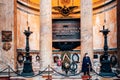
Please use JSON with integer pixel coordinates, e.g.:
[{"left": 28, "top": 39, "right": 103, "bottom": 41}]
[
  {"left": 17, "top": 0, "right": 39, "bottom": 11},
  {"left": 17, "top": 0, "right": 116, "bottom": 16}
]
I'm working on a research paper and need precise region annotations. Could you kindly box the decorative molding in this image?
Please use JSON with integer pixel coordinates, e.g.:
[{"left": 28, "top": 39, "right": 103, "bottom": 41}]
[
  {"left": 93, "top": 4, "right": 116, "bottom": 15},
  {"left": 93, "top": 0, "right": 116, "bottom": 10},
  {"left": 17, "top": 0, "right": 39, "bottom": 12},
  {"left": 17, "top": 49, "right": 39, "bottom": 54},
  {"left": 17, "top": 0, "right": 116, "bottom": 16},
  {"left": 17, "top": 5, "right": 40, "bottom": 16},
  {"left": 17, "top": 0, "right": 39, "bottom": 8}
]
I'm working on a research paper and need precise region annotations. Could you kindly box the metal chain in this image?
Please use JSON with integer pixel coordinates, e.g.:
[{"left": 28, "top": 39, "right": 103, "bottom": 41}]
[
  {"left": 0, "top": 65, "right": 119, "bottom": 78},
  {"left": 9, "top": 66, "right": 48, "bottom": 78},
  {"left": 50, "top": 66, "right": 82, "bottom": 76}
]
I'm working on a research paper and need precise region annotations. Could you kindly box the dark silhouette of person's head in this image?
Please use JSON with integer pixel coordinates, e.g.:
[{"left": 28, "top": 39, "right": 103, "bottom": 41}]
[{"left": 85, "top": 53, "right": 88, "bottom": 57}]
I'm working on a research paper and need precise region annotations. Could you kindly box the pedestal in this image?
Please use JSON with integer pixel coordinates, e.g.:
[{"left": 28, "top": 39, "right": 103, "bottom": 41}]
[{"left": 21, "top": 61, "right": 34, "bottom": 76}]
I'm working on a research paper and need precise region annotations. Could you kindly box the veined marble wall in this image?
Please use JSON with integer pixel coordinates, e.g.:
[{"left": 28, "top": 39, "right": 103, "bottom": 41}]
[
  {"left": 93, "top": 7, "right": 117, "bottom": 50},
  {"left": 17, "top": 9, "right": 40, "bottom": 50},
  {"left": 17, "top": 8, "right": 40, "bottom": 71},
  {"left": 17, "top": 5, "right": 117, "bottom": 51}
]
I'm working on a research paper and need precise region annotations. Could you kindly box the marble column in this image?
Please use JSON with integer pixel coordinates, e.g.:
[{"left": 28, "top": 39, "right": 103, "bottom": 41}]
[
  {"left": 0, "top": 0, "right": 17, "bottom": 70},
  {"left": 40, "top": 0, "right": 53, "bottom": 70},
  {"left": 117, "top": 0, "right": 120, "bottom": 67},
  {"left": 80, "top": 0, "right": 93, "bottom": 60}
]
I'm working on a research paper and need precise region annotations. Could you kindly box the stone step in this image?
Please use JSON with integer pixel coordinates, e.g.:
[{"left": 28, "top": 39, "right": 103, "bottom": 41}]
[{"left": 8, "top": 77, "right": 120, "bottom": 80}]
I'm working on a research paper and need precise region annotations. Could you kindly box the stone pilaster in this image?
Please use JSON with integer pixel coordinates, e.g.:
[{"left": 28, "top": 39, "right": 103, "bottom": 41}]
[
  {"left": 14, "top": 0, "right": 17, "bottom": 71},
  {"left": 117, "top": 0, "right": 120, "bottom": 67},
  {"left": 40, "top": 0, "right": 53, "bottom": 70},
  {"left": 0, "top": 0, "right": 17, "bottom": 69},
  {"left": 80, "top": 0, "right": 93, "bottom": 60}
]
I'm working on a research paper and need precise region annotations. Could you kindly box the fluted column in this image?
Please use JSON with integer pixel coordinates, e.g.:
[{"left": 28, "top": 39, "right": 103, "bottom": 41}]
[
  {"left": 40, "top": 0, "right": 53, "bottom": 70},
  {"left": 81, "top": 0, "right": 93, "bottom": 60}
]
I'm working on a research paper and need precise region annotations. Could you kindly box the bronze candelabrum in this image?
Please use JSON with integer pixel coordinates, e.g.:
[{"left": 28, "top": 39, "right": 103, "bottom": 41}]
[{"left": 21, "top": 27, "right": 34, "bottom": 76}]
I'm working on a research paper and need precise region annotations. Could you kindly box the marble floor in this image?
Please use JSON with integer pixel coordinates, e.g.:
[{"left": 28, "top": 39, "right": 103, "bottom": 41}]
[
  {"left": 9, "top": 77, "right": 119, "bottom": 80},
  {"left": 9, "top": 73, "right": 120, "bottom": 80}
]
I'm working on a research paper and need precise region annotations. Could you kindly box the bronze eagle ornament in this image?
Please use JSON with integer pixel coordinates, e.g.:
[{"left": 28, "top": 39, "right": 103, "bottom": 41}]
[{"left": 52, "top": 6, "right": 79, "bottom": 16}]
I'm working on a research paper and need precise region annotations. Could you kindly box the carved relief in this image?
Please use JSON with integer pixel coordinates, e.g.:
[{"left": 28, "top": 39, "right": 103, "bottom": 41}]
[
  {"left": 2, "top": 31, "right": 12, "bottom": 42},
  {"left": 2, "top": 42, "right": 11, "bottom": 51}
]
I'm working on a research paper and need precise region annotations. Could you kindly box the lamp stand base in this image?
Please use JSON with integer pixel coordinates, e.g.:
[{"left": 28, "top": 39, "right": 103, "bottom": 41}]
[
  {"left": 21, "top": 61, "right": 34, "bottom": 76},
  {"left": 99, "top": 72, "right": 116, "bottom": 77}
]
